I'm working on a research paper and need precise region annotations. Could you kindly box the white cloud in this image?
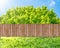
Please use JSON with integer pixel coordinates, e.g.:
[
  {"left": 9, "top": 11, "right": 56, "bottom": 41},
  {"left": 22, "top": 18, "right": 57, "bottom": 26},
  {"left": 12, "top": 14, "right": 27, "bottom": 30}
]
[{"left": 49, "top": 0, "right": 55, "bottom": 7}]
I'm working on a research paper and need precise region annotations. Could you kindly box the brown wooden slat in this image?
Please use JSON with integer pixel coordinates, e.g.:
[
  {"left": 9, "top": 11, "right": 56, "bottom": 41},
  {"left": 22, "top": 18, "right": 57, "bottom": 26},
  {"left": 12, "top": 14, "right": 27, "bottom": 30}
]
[
  {"left": 2, "top": 24, "right": 6, "bottom": 36},
  {"left": 54, "top": 24, "right": 58, "bottom": 36},
  {"left": 1, "top": 24, "right": 3, "bottom": 36},
  {"left": 0, "top": 24, "right": 2, "bottom": 37},
  {"left": 16, "top": 24, "right": 21, "bottom": 36},
  {"left": 42, "top": 24, "right": 49, "bottom": 37},
  {"left": 36, "top": 24, "right": 42, "bottom": 37},
  {"left": 58, "top": 24, "right": 60, "bottom": 36},
  {"left": 28, "top": 24, "right": 35, "bottom": 37},
  {"left": 21, "top": 24, "right": 26, "bottom": 37},
  {"left": 4, "top": 24, "right": 11, "bottom": 37},
  {"left": 50, "top": 24, "right": 54, "bottom": 37},
  {"left": 24, "top": 24, "right": 28, "bottom": 37},
  {"left": 48, "top": 24, "right": 52, "bottom": 37},
  {"left": 12, "top": 24, "right": 15, "bottom": 36},
  {"left": 17, "top": 24, "right": 22, "bottom": 36}
]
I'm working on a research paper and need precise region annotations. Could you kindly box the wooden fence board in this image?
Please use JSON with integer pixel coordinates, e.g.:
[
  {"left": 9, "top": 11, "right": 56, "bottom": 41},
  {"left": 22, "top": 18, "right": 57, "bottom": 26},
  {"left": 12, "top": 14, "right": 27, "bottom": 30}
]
[
  {"left": 0, "top": 24, "right": 60, "bottom": 37},
  {"left": 0, "top": 24, "right": 2, "bottom": 37},
  {"left": 54, "top": 24, "right": 58, "bottom": 36},
  {"left": 36, "top": 24, "right": 42, "bottom": 36},
  {"left": 58, "top": 24, "right": 60, "bottom": 36},
  {"left": 28, "top": 24, "right": 35, "bottom": 37}
]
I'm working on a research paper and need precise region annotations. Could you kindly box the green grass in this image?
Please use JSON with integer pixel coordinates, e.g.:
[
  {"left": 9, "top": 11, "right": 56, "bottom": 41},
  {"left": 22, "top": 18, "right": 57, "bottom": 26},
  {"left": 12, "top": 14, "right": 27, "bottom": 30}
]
[{"left": 0, "top": 37, "right": 60, "bottom": 48}]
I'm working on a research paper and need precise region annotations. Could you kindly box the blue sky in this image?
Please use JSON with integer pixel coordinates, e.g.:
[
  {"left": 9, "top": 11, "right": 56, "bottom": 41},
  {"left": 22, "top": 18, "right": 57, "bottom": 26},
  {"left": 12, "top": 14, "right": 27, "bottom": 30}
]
[{"left": 0, "top": 0, "right": 60, "bottom": 17}]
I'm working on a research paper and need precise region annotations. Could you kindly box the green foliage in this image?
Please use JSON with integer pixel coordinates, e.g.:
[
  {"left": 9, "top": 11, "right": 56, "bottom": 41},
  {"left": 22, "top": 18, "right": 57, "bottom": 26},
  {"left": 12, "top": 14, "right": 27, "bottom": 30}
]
[
  {"left": 0, "top": 37, "right": 60, "bottom": 48},
  {"left": 0, "top": 6, "right": 60, "bottom": 24}
]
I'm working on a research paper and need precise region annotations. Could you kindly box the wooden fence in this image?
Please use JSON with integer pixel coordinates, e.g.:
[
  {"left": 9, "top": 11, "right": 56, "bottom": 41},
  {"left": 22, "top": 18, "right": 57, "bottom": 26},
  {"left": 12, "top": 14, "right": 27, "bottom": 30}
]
[{"left": 0, "top": 24, "right": 60, "bottom": 37}]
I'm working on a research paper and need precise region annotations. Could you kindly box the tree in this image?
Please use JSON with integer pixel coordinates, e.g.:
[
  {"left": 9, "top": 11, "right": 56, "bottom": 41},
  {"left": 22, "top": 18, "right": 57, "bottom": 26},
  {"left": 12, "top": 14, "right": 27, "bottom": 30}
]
[{"left": 0, "top": 6, "right": 60, "bottom": 24}]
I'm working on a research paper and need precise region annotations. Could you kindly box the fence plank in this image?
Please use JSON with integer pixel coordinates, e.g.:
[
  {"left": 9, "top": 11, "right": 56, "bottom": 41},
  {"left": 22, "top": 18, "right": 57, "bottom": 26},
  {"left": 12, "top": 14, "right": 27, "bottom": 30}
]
[
  {"left": 2, "top": 24, "right": 6, "bottom": 36},
  {"left": 58, "top": 24, "right": 60, "bottom": 36},
  {"left": 54, "top": 24, "right": 58, "bottom": 36},
  {"left": 36, "top": 24, "right": 42, "bottom": 36},
  {"left": 4, "top": 24, "right": 11, "bottom": 37},
  {"left": 16, "top": 24, "right": 26, "bottom": 37},
  {"left": 28, "top": 24, "right": 35, "bottom": 37},
  {"left": 17, "top": 24, "right": 22, "bottom": 36},
  {"left": 42, "top": 24, "right": 49, "bottom": 37},
  {"left": 0, "top": 24, "right": 2, "bottom": 37},
  {"left": 50, "top": 24, "right": 54, "bottom": 37}
]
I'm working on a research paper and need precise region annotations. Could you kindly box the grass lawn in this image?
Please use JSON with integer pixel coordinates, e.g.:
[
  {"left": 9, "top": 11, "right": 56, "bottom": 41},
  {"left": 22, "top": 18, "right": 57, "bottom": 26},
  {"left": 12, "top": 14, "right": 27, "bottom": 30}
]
[{"left": 0, "top": 37, "right": 60, "bottom": 48}]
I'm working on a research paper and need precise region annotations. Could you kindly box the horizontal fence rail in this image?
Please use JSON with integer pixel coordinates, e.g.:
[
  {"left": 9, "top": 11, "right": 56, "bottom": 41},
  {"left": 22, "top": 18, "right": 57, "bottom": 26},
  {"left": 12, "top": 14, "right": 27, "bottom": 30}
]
[{"left": 0, "top": 24, "right": 60, "bottom": 37}]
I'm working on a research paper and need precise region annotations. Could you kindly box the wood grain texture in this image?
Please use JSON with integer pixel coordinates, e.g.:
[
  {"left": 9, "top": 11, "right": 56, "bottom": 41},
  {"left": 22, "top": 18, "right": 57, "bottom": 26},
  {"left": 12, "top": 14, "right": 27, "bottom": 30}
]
[{"left": 0, "top": 24, "right": 60, "bottom": 37}]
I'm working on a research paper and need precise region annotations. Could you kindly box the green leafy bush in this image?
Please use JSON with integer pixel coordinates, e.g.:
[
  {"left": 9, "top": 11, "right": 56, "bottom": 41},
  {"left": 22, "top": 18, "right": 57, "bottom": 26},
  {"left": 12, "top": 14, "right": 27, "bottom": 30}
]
[
  {"left": 0, "top": 6, "right": 60, "bottom": 24},
  {"left": 0, "top": 37, "right": 60, "bottom": 48}
]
